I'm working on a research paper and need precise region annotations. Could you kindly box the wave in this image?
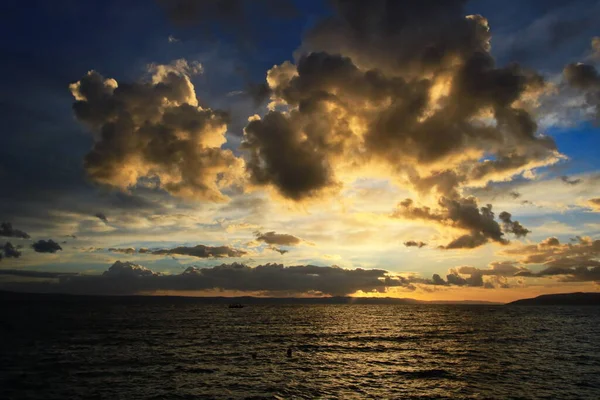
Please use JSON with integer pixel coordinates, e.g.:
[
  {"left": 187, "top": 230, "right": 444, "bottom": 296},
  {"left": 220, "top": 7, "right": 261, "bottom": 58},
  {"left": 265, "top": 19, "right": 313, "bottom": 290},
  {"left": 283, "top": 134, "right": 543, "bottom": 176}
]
[{"left": 396, "top": 369, "right": 453, "bottom": 379}]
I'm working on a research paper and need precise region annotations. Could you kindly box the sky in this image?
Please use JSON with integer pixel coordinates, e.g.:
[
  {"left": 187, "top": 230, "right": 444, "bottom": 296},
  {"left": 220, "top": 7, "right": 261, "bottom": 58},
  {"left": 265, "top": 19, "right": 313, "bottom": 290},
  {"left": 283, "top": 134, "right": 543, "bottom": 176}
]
[{"left": 1, "top": 0, "right": 600, "bottom": 302}]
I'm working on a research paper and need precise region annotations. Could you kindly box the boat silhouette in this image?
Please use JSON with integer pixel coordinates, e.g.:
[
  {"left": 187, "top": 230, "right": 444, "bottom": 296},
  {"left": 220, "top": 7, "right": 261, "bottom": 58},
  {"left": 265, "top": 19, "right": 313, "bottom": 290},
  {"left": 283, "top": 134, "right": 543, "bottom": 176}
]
[{"left": 228, "top": 303, "right": 244, "bottom": 308}]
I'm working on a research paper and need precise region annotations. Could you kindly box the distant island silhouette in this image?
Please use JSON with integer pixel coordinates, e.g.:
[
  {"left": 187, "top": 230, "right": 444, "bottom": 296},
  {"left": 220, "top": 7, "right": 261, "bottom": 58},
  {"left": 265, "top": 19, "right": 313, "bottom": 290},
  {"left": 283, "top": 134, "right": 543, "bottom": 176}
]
[{"left": 507, "top": 292, "right": 600, "bottom": 306}]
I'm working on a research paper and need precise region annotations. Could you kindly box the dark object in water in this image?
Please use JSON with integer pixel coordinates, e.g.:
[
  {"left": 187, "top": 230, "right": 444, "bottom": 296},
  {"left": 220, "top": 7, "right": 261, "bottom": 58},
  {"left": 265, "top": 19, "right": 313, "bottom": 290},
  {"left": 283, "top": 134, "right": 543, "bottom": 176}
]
[
  {"left": 228, "top": 303, "right": 244, "bottom": 308},
  {"left": 286, "top": 347, "right": 292, "bottom": 358}
]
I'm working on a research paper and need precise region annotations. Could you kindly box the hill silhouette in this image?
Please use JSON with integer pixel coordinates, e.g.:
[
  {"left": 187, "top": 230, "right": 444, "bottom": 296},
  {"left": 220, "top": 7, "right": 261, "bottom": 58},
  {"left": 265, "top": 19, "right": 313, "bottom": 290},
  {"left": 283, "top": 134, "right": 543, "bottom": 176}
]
[{"left": 507, "top": 292, "right": 600, "bottom": 306}]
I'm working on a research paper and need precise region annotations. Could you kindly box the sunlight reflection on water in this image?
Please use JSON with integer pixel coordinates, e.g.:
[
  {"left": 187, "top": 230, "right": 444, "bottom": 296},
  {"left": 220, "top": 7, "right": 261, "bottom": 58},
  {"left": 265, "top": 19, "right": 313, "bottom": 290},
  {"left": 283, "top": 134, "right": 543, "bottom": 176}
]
[{"left": 1, "top": 303, "right": 599, "bottom": 399}]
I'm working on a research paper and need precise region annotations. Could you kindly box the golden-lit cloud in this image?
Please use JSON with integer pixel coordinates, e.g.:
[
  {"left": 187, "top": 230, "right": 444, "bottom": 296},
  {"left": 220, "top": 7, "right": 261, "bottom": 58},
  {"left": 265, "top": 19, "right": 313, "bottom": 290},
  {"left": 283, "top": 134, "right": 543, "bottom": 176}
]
[
  {"left": 588, "top": 198, "right": 600, "bottom": 212},
  {"left": 70, "top": 60, "right": 245, "bottom": 202},
  {"left": 240, "top": 1, "right": 563, "bottom": 206}
]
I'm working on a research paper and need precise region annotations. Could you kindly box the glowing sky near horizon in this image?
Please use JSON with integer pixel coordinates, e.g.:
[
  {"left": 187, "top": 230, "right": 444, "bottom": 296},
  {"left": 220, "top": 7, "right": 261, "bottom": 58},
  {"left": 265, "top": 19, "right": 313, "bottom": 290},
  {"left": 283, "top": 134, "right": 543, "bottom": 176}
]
[{"left": 1, "top": 0, "right": 600, "bottom": 301}]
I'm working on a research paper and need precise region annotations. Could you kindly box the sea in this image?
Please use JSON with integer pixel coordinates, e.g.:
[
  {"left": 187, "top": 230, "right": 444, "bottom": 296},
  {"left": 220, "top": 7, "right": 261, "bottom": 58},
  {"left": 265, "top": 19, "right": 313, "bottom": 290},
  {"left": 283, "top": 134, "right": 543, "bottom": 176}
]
[{"left": 1, "top": 297, "right": 599, "bottom": 399}]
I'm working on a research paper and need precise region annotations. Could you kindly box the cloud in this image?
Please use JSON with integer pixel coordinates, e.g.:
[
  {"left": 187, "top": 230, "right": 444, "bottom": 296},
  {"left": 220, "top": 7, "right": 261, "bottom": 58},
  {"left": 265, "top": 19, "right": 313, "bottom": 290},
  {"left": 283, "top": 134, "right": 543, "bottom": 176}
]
[
  {"left": 108, "top": 191, "right": 165, "bottom": 211},
  {"left": 0, "top": 269, "right": 76, "bottom": 278},
  {"left": 503, "top": 236, "right": 600, "bottom": 282},
  {"left": 103, "top": 261, "right": 158, "bottom": 278},
  {"left": 0, "top": 242, "right": 22, "bottom": 260},
  {"left": 244, "top": 82, "right": 271, "bottom": 107},
  {"left": 268, "top": 246, "right": 288, "bottom": 255},
  {"left": 95, "top": 212, "right": 108, "bottom": 223},
  {"left": 152, "top": 244, "right": 247, "bottom": 258},
  {"left": 539, "top": 237, "right": 561, "bottom": 248},
  {"left": 2, "top": 261, "right": 420, "bottom": 296},
  {"left": 404, "top": 241, "right": 427, "bottom": 248},
  {"left": 107, "top": 247, "right": 136, "bottom": 255},
  {"left": 0, "top": 222, "right": 30, "bottom": 239},
  {"left": 509, "top": 191, "right": 521, "bottom": 199},
  {"left": 445, "top": 271, "right": 484, "bottom": 287},
  {"left": 392, "top": 197, "right": 529, "bottom": 249},
  {"left": 431, "top": 274, "right": 446, "bottom": 286},
  {"left": 242, "top": 110, "right": 337, "bottom": 200},
  {"left": 427, "top": 261, "right": 530, "bottom": 288},
  {"left": 70, "top": 59, "right": 244, "bottom": 202},
  {"left": 254, "top": 231, "right": 302, "bottom": 246},
  {"left": 32, "top": 239, "right": 63, "bottom": 253},
  {"left": 495, "top": 3, "right": 600, "bottom": 69},
  {"left": 158, "top": 0, "right": 296, "bottom": 24},
  {"left": 587, "top": 198, "right": 600, "bottom": 212},
  {"left": 157, "top": 0, "right": 297, "bottom": 47},
  {"left": 498, "top": 211, "right": 531, "bottom": 238},
  {"left": 468, "top": 171, "right": 600, "bottom": 215},
  {"left": 563, "top": 62, "right": 600, "bottom": 120},
  {"left": 515, "top": 265, "right": 600, "bottom": 283},
  {"left": 560, "top": 175, "right": 582, "bottom": 185},
  {"left": 240, "top": 1, "right": 562, "bottom": 203},
  {"left": 455, "top": 261, "right": 529, "bottom": 278},
  {"left": 564, "top": 62, "right": 600, "bottom": 89},
  {"left": 591, "top": 37, "right": 600, "bottom": 60}
]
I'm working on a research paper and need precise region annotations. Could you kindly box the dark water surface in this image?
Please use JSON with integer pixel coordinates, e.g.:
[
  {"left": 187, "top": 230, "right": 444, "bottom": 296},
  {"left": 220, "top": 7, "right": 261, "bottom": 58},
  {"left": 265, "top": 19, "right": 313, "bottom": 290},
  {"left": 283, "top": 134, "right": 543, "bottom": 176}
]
[{"left": 1, "top": 300, "right": 599, "bottom": 399}]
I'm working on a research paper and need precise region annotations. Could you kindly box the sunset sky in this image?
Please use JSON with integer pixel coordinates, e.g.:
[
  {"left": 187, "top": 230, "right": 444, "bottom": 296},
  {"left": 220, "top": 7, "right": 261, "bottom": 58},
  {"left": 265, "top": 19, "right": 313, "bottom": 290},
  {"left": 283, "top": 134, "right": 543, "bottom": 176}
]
[{"left": 1, "top": 0, "right": 600, "bottom": 302}]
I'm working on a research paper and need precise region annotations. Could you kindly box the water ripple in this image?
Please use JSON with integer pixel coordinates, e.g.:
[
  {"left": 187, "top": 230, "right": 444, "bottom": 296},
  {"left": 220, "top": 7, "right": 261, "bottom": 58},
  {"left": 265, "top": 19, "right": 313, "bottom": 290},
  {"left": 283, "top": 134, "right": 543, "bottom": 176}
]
[{"left": 0, "top": 303, "right": 599, "bottom": 399}]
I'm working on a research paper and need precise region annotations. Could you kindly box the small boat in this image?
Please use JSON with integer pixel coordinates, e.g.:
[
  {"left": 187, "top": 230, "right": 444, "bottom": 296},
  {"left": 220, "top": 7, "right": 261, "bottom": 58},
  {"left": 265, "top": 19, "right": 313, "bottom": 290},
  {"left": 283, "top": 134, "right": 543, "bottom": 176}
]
[{"left": 228, "top": 303, "right": 244, "bottom": 308}]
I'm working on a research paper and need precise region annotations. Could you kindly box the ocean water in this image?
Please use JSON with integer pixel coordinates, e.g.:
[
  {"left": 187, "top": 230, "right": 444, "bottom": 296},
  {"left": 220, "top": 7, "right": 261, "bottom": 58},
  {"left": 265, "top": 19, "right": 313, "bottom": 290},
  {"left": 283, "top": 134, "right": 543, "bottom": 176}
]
[{"left": 1, "top": 299, "right": 599, "bottom": 399}]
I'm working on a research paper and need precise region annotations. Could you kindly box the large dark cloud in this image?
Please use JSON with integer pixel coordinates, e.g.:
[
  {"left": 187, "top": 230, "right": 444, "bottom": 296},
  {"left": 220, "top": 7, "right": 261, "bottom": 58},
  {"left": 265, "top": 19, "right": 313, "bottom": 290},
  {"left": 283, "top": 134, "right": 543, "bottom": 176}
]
[
  {"left": 152, "top": 244, "right": 247, "bottom": 258},
  {"left": 242, "top": 110, "right": 336, "bottom": 200},
  {"left": 0, "top": 261, "right": 419, "bottom": 296},
  {"left": 32, "top": 240, "right": 63, "bottom": 253},
  {"left": 254, "top": 231, "right": 302, "bottom": 246},
  {"left": 0, "top": 222, "right": 30, "bottom": 239},
  {"left": 392, "top": 197, "right": 530, "bottom": 249},
  {"left": 242, "top": 0, "right": 560, "bottom": 202},
  {"left": 70, "top": 60, "right": 244, "bottom": 202}
]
